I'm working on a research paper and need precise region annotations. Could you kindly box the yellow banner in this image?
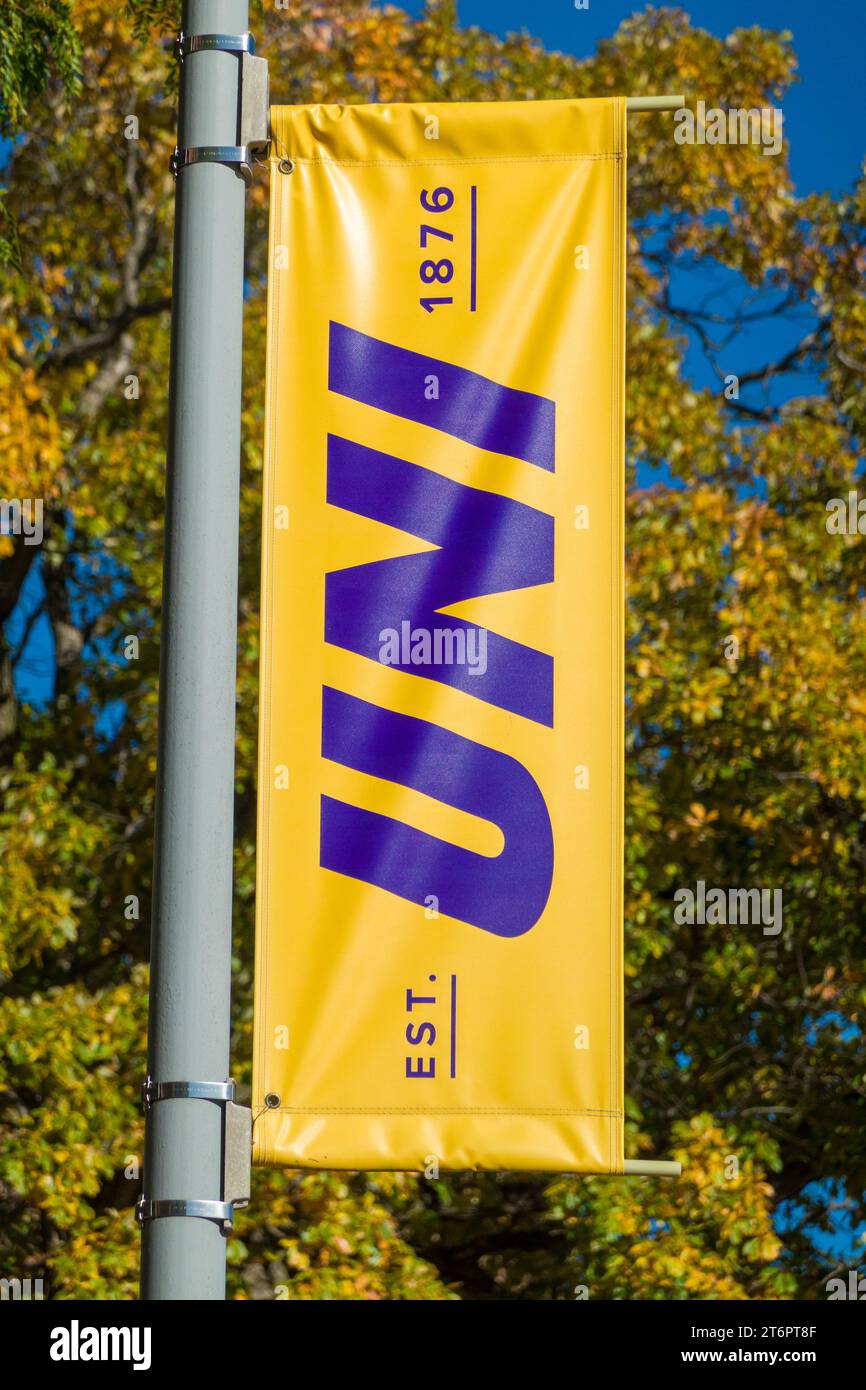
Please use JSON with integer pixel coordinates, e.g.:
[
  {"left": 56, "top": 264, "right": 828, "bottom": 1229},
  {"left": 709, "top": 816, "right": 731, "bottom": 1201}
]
[{"left": 254, "top": 98, "right": 625, "bottom": 1172}]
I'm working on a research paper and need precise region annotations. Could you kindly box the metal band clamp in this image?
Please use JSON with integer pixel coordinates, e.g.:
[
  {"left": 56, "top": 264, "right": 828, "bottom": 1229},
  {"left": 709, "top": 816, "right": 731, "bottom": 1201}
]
[
  {"left": 141, "top": 1076, "right": 236, "bottom": 1111},
  {"left": 136, "top": 1197, "right": 235, "bottom": 1229},
  {"left": 175, "top": 31, "right": 255, "bottom": 61},
  {"left": 169, "top": 145, "right": 253, "bottom": 184}
]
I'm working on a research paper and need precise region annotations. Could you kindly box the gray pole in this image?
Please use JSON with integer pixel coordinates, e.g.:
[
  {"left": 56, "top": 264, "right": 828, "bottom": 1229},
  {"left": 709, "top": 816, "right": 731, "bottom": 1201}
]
[{"left": 141, "top": 0, "right": 249, "bottom": 1301}]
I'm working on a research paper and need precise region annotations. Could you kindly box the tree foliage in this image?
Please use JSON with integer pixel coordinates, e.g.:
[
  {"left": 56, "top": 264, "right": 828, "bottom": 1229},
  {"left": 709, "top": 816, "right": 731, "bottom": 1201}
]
[
  {"left": 1, "top": 0, "right": 864, "bottom": 1299},
  {"left": 0, "top": 0, "right": 81, "bottom": 138}
]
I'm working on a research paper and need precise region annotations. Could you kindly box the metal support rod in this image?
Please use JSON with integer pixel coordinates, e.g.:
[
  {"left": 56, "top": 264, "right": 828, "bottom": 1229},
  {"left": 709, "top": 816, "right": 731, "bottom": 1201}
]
[
  {"left": 626, "top": 95, "right": 685, "bottom": 111},
  {"left": 141, "top": 0, "right": 249, "bottom": 1301},
  {"left": 623, "top": 1159, "right": 683, "bottom": 1176}
]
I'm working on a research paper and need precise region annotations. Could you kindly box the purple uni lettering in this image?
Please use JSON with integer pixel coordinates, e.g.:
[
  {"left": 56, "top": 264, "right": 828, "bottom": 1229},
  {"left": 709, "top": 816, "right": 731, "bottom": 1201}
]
[
  {"left": 326, "top": 436, "right": 553, "bottom": 725},
  {"left": 320, "top": 688, "right": 553, "bottom": 937},
  {"left": 320, "top": 325, "right": 556, "bottom": 938}
]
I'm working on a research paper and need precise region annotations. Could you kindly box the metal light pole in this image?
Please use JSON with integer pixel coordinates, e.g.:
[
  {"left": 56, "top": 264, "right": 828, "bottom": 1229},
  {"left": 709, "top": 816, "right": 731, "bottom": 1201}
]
[{"left": 140, "top": 0, "right": 253, "bottom": 1301}]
